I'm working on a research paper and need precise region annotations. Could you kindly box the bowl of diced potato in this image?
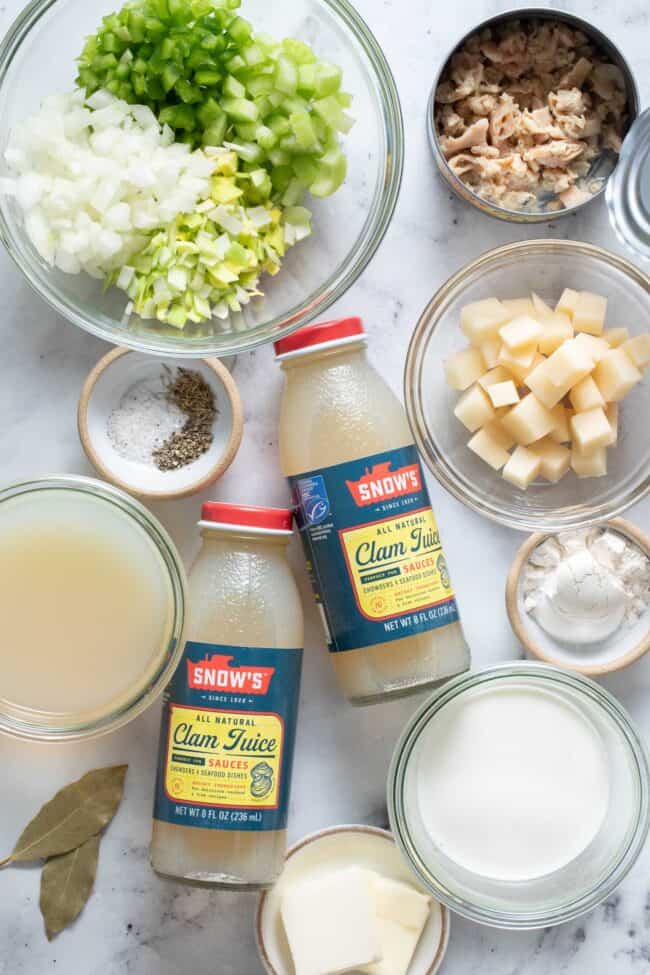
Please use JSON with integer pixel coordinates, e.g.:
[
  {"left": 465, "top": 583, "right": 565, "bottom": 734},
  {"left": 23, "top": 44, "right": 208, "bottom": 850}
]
[{"left": 404, "top": 239, "right": 649, "bottom": 532}]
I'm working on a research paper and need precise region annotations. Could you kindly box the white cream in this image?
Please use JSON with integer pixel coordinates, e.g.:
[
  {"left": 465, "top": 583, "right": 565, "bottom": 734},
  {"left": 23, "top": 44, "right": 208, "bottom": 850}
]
[
  {"left": 523, "top": 529, "right": 649, "bottom": 645},
  {"left": 416, "top": 686, "right": 610, "bottom": 882}
]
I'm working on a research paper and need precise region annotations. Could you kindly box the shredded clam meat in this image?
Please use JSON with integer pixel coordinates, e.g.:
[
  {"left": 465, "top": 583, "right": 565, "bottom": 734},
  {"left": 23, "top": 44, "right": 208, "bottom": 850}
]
[{"left": 434, "top": 20, "right": 628, "bottom": 212}]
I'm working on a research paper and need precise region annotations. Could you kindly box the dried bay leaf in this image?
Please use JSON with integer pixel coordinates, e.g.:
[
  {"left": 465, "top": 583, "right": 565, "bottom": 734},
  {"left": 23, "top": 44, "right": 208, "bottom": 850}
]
[
  {"left": 40, "top": 834, "right": 100, "bottom": 940},
  {"left": 7, "top": 765, "right": 127, "bottom": 863}
]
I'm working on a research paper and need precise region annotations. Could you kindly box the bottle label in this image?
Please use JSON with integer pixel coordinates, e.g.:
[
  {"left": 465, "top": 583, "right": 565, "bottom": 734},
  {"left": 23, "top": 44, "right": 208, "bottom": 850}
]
[
  {"left": 153, "top": 642, "right": 302, "bottom": 832},
  {"left": 290, "top": 445, "right": 459, "bottom": 653}
]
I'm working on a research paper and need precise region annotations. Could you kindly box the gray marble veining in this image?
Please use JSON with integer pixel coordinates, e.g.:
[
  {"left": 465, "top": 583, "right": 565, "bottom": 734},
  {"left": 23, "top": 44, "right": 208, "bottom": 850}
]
[{"left": 0, "top": 0, "right": 649, "bottom": 973}]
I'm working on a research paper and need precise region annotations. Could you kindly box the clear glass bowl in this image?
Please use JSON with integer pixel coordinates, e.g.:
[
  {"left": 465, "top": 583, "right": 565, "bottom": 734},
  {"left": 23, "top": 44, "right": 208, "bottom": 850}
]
[
  {"left": 404, "top": 240, "right": 650, "bottom": 532},
  {"left": 0, "top": 475, "right": 187, "bottom": 741},
  {"left": 388, "top": 662, "right": 650, "bottom": 929},
  {"left": 0, "top": 0, "right": 403, "bottom": 357}
]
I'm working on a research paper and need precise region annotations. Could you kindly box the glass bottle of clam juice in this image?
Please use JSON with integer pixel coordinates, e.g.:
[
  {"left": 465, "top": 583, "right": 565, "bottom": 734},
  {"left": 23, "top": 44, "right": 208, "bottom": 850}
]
[
  {"left": 151, "top": 502, "right": 303, "bottom": 888},
  {"left": 275, "top": 317, "right": 470, "bottom": 705}
]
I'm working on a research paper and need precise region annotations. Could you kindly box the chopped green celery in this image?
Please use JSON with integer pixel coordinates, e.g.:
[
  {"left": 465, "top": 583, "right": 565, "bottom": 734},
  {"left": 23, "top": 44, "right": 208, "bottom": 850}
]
[
  {"left": 176, "top": 79, "right": 202, "bottom": 104},
  {"left": 281, "top": 38, "right": 316, "bottom": 65},
  {"left": 162, "top": 63, "right": 181, "bottom": 92},
  {"left": 309, "top": 146, "right": 347, "bottom": 196},
  {"left": 221, "top": 96, "right": 258, "bottom": 122},
  {"left": 202, "top": 116, "right": 228, "bottom": 145},
  {"left": 314, "top": 61, "right": 342, "bottom": 96},
  {"left": 225, "top": 54, "right": 246, "bottom": 74},
  {"left": 271, "top": 165, "right": 292, "bottom": 193},
  {"left": 289, "top": 109, "right": 318, "bottom": 149},
  {"left": 159, "top": 103, "right": 197, "bottom": 130},
  {"left": 194, "top": 68, "right": 221, "bottom": 85},
  {"left": 241, "top": 43, "right": 265, "bottom": 66},
  {"left": 101, "top": 32, "right": 120, "bottom": 54},
  {"left": 291, "top": 155, "right": 319, "bottom": 186},
  {"left": 226, "top": 139, "right": 263, "bottom": 164},
  {"left": 223, "top": 74, "right": 246, "bottom": 98},
  {"left": 197, "top": 96, "right": 223, "bottom": 126},
  {"left": 268, "top": 147, "right": 290, "bottom": 167},
  {"left": 313, "top": 95, "right": 354, "bottom": 134},
  {"left": 274, "top": 55, "right": 297, "bottom": 94},
  {"left": 267, "top": 114, "right": 291, "bottom": 137},
  {"left": 297, "top": 63, "right": 317, "bottom": 94},
  {"left": 336, "top": 91, "right": 353, "bottom": 108},
  {"left": 235, "top": 121, "right": 258, "bottom": 141},
  {"left": 281, "top": 178, "right": 304, "bottom": 206},
  {"left": 226, "top": 15, "right": 252, "bottom": 44},
  {"left": 255, "top": 124, "right": 276, "bottom": 151},
  {"left": 246, "top": 75, "right": 274, "bottom": 96}
]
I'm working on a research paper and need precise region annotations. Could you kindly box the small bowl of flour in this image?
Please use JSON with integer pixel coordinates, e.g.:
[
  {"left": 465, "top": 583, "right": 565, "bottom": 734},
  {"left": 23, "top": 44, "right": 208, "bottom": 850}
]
[
  {"left": 507, "top": 519, "right": 649, "bottom": 675},
  {"left": 78, "top": 348, "right": 243, "bottom": 500}
]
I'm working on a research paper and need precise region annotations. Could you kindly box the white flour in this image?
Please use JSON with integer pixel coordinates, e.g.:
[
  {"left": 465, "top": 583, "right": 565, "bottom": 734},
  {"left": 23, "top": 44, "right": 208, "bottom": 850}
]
[
  {"left": 107, "top": 379, "right": 186, "bottom": 465},
  {"left": 523, "top": 528, "right": 650, "bottom": 645}
]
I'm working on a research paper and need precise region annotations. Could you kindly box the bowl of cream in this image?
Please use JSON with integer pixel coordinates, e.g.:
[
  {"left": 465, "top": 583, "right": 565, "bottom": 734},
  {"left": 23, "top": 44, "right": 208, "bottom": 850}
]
[
  {"left": 387, "top": 663, "right": 649, "bottom": 929},
  {"left": 507, "top": 519, "right": 649, "bottom": 675}
]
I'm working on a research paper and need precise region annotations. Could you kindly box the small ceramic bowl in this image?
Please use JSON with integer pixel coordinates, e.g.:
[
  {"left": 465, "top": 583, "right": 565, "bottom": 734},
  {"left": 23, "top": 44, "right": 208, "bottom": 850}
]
[
  {"left": 506, "top": 517, "right": 650, "bottom": 676},
  {"left": 256, "top": 825, "right": 450, "bottom": 975},
  {"left": 78, "top": 348, "right": 243, "bottom": 500}
]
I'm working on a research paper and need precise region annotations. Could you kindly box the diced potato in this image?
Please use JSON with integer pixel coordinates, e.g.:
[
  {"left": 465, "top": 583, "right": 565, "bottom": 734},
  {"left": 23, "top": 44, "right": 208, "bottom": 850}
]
[
  {"left": 546, "top": 338, "right": 594, "bottom": 390},
  {"left": 573, "top": 332, "right": 610, "bottom": 363},
  {"left": 525, "top": 359, "right": 568, "bottom": 409},
  {"left": 573, "top": 291, "right": 607, "bottom": 336},
  {"left": 453, "top": 384, "right": 496, "bottom": 432},
  {"left": 530, "top": 438, "right": 571, "bottom": 483},
  {"left": 538, "top": 312, "right": 573, "bottom": 356},
  {"left": 532, "top": 292, "right": 553, "bottom": 320},
  {"left": 499, "top": 315, "right": 543, "bottom": 351},
  {"left": 502, "top": 446, "right": 542, "bottom": 489},
  {"left": 483, "top": 419, "right": 516, "bottom": 450},
  {"left": 549, "top": 403, "right": 571, "bottom": 443},
  {"left": 513, "top": 351, "right": 545, "bottom": 384},
  {"left": 603, "top": 327, "right": 629, "bottom": 348},
  {"left": 604, "top": 403, "right": 618, "bottom": 446},
  {"left": 569, "top": 375, "right": 605, "bottom": 413},
  {"left": 571, "top": 444, "right": 607, "bottom": 478},
  {"left": 467, "top": 427, "right": 511, "bottom": 470},
  {"left": 501, "top": 393, "right": 555, "bottom": 445},
  {"left": 487, "top": 380, "right": 520, "bottom": 408},
  {"left": 570, "top": 407, "right": 613, "bottom": 452},
  {"left": 593, "top": 348, "right": 642, "bottom": 401},
  {"left": 621, "top": 334, "right": 650, "bottom": 370},
  {"left": 478, "top": 365, "right": 513, "bottom": 390},
  {"left": 556, "top": 287, "right": 580, "bottom": 318},
  {"left": 460, "top": 298, "right": 510, "bottom": 344},
  {"left": 479, "top": 336, "right": 501, "bottom": 369},
  {"left": 502, "top": 297, "right": 536, "bottom": 319},
  {"left": 444, "top": 346, "right": 486, "bottom": 390},
  {"left": 498, "top": 342, "right": 537, "bottom": 374}
]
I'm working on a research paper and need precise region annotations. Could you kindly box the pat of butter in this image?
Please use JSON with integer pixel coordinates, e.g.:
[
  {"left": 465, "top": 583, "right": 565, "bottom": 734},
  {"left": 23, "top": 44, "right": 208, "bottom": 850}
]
[
  {"left": 359, "top": 876, "right": 431, "bottom": 975},
  {"left": 280, "top": 867, "right": 381, "bottom": 975}
]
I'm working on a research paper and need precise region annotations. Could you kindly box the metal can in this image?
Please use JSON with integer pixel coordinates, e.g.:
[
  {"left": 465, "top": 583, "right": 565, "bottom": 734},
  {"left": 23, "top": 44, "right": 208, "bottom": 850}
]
[{"left": 427, "top": 8, "right": 640, "bottom": 223}]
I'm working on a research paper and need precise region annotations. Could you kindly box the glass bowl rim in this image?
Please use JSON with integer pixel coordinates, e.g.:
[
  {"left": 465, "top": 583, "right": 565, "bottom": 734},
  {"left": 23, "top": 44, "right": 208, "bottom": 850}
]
[
  {"left": 403, "top": 238, "right": 650, "bottom": 532},
  {"left": 0, "top": 0, "right": 404, "bottom": 358},
  {"left": 0, "top": 474, "right": 187, "bottom": 742},
  {"left": 387, "top": 660, "right": 650, "bottom": 929}
]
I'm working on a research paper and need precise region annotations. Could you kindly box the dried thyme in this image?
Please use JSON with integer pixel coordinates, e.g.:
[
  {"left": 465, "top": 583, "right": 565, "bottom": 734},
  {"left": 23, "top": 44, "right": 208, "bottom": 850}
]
[{"left": 153, "top": 368, "right": 217, "bottom": 471}]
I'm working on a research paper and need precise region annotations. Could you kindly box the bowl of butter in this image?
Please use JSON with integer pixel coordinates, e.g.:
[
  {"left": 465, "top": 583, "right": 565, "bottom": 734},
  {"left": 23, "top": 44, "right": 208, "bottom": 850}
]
[{"left": 256, "top": 824, "right": 449, "bottom": 975}]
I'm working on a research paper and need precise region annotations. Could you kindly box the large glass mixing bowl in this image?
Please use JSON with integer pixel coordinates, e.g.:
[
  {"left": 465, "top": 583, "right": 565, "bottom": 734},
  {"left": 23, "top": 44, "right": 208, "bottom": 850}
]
[{"left": 0, "top": 0, "right": 402, "bottom": 356}]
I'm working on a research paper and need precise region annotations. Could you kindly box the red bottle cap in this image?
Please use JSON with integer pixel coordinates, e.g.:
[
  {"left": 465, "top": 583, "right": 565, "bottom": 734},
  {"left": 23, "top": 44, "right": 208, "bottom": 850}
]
[
  {"left": 274, "top": 316, "right": 365, "bottom": 358},
  {"left": 201, "top": 502, "right": 293, "bottom": 532}
]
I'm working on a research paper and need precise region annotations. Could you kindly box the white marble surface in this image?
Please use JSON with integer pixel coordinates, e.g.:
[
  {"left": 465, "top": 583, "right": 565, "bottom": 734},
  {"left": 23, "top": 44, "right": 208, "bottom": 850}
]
[{"left": 0, "top": 0, "right": 649, "bottom": 973}]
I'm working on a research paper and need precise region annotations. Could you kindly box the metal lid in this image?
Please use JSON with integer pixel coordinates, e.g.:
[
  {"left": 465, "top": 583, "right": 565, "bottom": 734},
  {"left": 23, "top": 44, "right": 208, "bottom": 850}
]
[{"left": 606, "top": 109, "right": 650, "bottom": 262}]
